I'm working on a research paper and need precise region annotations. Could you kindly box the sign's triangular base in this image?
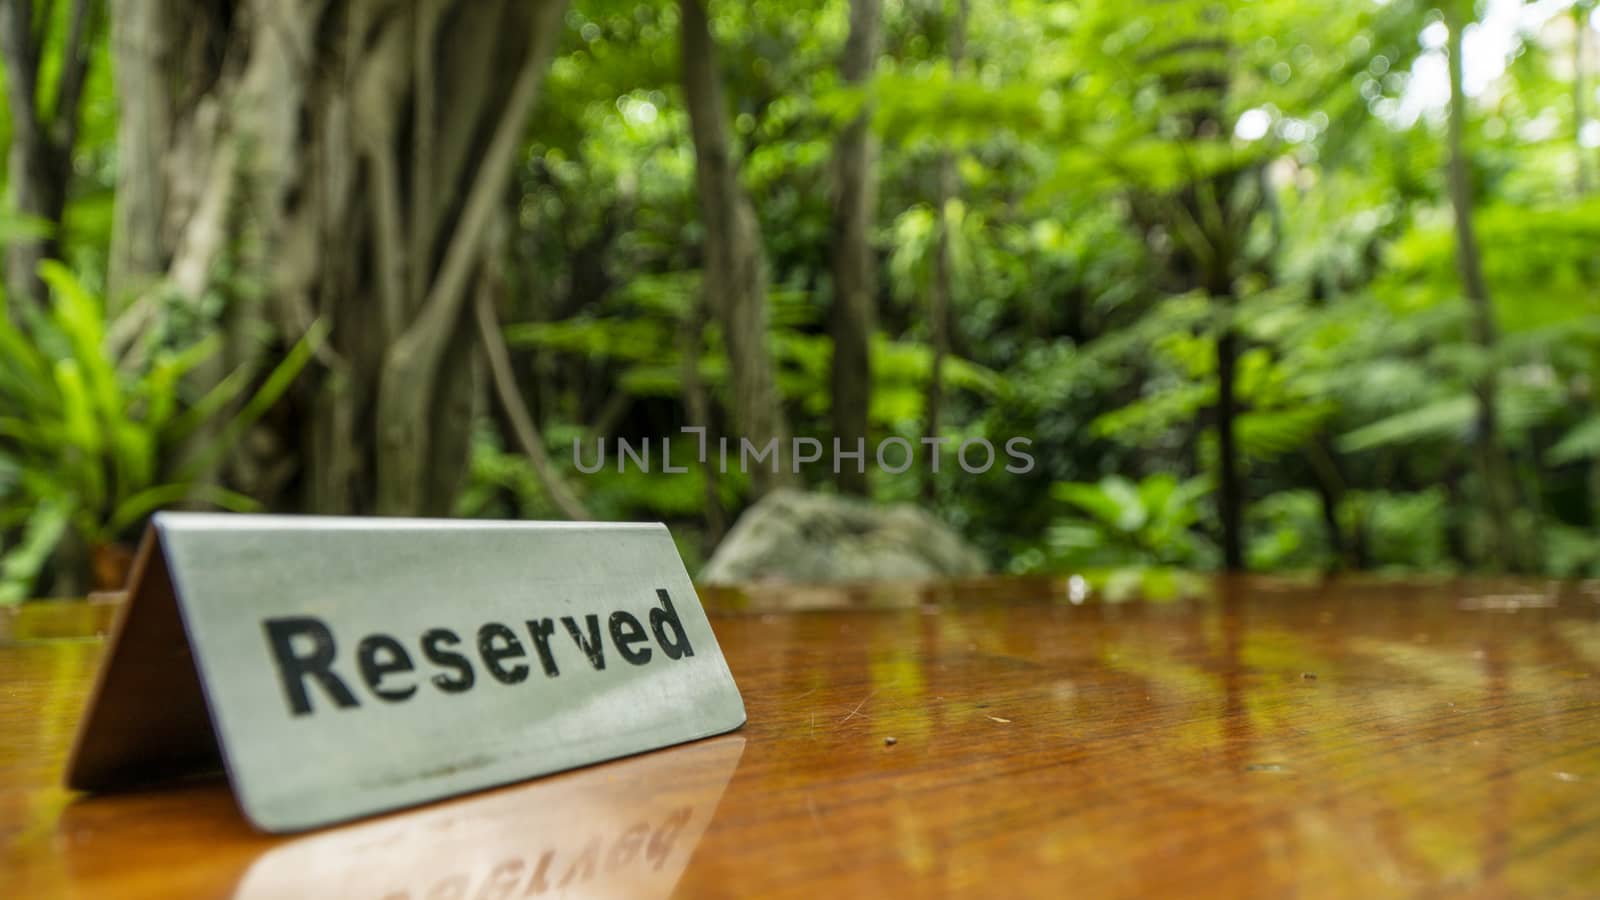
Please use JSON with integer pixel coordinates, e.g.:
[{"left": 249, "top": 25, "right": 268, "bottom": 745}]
[
  {"left": 62, "top": 514, "right": 745, "bottom": 833},
  {"left": 66, "top": 530, "right": 220, "bottom": 791}
]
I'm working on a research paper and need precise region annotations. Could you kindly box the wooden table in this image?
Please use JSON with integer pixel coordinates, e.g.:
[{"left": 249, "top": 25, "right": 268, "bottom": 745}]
[{"left": 4, "top": 576, "right": 1599, "bottom": 898}]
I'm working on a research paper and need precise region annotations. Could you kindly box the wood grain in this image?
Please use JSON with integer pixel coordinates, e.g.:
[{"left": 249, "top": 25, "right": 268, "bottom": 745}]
[{"left": 4, "top": 575, "right": 1600, "bottom": 898}]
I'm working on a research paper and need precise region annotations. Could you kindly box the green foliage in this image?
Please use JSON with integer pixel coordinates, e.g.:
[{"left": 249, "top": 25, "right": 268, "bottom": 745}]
[
  {"left": 0, "top": 498, "right": 71, "bottom": 603},
  {"left": 0, "top": 265, "right": 322, "bottom": 602},
  {"left": 1245, "top": 489, "right": 1325, "bottom": 570},
  {"left": 1548, "top": 416, "right": 1600, "bottom": 466},
  {"left": 9, "top": 0, "right": 1600, "bottom": 590},
  {"left": 1337, "top": 395, "right": 1477, "bottom": 454},
  {"left": 1346, "top": 489, "right": 1453, "bottom": 571},
  {"left": 1040, "top": 474, "right": 1215, "bottom": 569},
  {"left": 1380, "top": 198, "right": 1600, "bottom": 332}
]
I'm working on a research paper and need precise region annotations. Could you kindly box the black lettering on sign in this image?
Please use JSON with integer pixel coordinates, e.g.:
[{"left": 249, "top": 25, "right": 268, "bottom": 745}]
[
  {"left": 263, "top": 617, "right": 360, "bottom": 716},
  {"left": 420, "top": 628, "right": 474, "bottom": 693},
  {"left": 478, "top": 623, "right": 529, "bottom": 684},
  {"left": 609, "top": 612, "right": 653, "bottom": 666},
  {"left": 260, "top": 588, "right": 702, "bottom": 716},
  {"left": 357, "top": 634, "right": 417, "bottom": 702},
  {"left": 525, "top": 618, "right": 560, "bottom": 677},
  {"left": 561, "top": 615, "right": 607, "bottom": 670},
  {"left": 650, "top": 590, "right": 695, "bottom": 660}
]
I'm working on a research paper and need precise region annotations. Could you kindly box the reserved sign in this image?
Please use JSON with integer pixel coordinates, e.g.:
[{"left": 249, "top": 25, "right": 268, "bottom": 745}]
[
  {"left": 65, "top": 514, "right": 746, "bottom": 833},
  {"left": 261, "top": 587, "right": 699, "bottom": 717}
]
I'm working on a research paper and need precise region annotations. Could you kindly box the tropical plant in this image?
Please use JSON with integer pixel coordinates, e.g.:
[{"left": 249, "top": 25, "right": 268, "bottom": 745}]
[
  {"left": 0, "top": 264, "right": 323, "bottom": 602},
  {"left": 1040, "top": 473, "right": 1216, "bottom": 569}
]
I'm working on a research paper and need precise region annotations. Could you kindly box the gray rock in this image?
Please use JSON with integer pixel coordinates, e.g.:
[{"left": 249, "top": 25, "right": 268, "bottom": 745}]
[{"left": 698, "top": 489, "right": 987, "bottom": 584}]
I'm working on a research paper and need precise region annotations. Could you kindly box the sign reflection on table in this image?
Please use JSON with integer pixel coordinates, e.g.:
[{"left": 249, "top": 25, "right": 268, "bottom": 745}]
[{"left": 231, "top": 735, "right": 745, "bottom": 900}]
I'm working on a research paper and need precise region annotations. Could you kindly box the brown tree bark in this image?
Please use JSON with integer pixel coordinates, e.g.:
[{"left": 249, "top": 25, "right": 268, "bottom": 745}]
[
  {"left": 828, "top": 0, "right": 882, "bottom": 497},
  {"left": 680, "top": 0, "right": 794, "bottom": 496},
  {"left": 1445, "top": 7, "right": 1523, "bottom": 570},
  {"left": 0, "top": 0, "right": 100, "bottom": 315},
  {"left": 104, "top": 0, "right": 568, "bottom": 517},
  {"left": 1216, "top": 328, "right": 1244, "bottom": 569},
  {"left": 476, "top": 292, "right": 592, "bottom": 522},
  {"left": 105, "top": 0, "right": 173, "bottom": 304},
  {"left": 921, "top": 0, "right": 967, "bottom": 502}
]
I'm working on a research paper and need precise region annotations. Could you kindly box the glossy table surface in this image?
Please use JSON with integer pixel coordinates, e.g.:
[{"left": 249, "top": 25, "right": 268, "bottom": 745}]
[{"left": 3, "top": 575, "right": 1600, "bottom": 898}]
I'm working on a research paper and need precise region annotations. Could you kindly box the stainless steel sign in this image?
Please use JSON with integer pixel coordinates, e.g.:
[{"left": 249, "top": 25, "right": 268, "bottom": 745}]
[{"left": 65, "top": 514, "right": 746, "bottom": 833}]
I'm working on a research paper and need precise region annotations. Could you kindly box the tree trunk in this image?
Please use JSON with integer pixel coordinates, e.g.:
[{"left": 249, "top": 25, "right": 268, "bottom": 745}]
[
  {"left": 477, "top": 292, "right": 591, "bottom": 522},
  {"left": 105, "top": 0, "right": 568, "bottom": 517},
  {"left": 106, "top": 0, "right": 175, "bottom": 304},
  {"left": 921, "top": 0, "right": 967, "bottom": 502},
  {"left": 1216, "top": 329, "right": 1245, "bottom": 569},
  {"left": 1131, "top": 27, "right": 1253, "bottom": 570},
  {"left": 680, "top": 0, "right": 793, "bottom": 496},
  {"left": 828, "top": 0, "right": 881, "bottom": 497},
  {"left": 1445, "top": 7, "right": 1522, "bottom": 570},
  {"left": 0, "top": 0, "right": 99, "bottom": 315},
  {"left": 1306, "top": 439, "right": 1357, "bottom": 570}
]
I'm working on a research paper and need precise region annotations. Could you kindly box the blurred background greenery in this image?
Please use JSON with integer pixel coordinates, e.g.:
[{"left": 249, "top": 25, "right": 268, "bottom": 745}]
[{"left": 0, "top": 0, "right": 1597, "bottom": 600}]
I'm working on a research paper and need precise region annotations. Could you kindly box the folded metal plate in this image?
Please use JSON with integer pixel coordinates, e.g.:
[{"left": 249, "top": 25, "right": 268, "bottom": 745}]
[{"left": 69, "top": 513, "right": 746, "bottom": 833}]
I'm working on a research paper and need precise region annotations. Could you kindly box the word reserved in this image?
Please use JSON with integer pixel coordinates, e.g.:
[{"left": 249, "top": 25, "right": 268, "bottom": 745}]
[{"left": 263, "top": 589, "right": 695, "bottom": 716}]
